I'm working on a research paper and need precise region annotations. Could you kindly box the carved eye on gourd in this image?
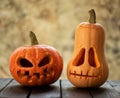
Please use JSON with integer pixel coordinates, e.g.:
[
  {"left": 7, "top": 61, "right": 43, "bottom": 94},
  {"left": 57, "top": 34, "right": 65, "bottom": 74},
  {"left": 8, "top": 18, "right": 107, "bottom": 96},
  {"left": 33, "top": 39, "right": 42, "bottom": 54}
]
[
  {"left": 73, "top": 48, "right": 85, "bottom": 66},
  {"left": 9, "top": 32, "right": 63, "bottom": 86},
  {"left": 67, "top": 9, "right": 109, "bottom": 88},
  {"left": 18, "top": 58, "right": 33, "bottom": 68},
  {"left": 88, "top": 48, "right": 100, "bottom": 68},
  {"left": 39, "top": 55, "right": 51, "bottom": 67},
  {"left": 18, "top": 55, "right": 52, "bottom": 68},
  {"left": 73, "top": 48, "right": 100, "bottom": 68}
]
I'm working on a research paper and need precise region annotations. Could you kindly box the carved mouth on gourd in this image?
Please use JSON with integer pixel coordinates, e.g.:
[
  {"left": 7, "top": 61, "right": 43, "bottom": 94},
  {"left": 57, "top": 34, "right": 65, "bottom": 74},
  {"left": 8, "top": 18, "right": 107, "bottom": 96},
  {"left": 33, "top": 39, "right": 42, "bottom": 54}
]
[
  {"left": 17, "top": 70, "right": 40, "bottom": 79},
  {"left": 69, "top": 48, "right": 100, "bottom": 79},
  {"left": 70, "top": 70, "right": 98, "bottom": 78},
  {"left": 17, "top": 70, "right": 53, "bottom": 80},
  {"left": 16, "top": 56, "right": 54, "bottom": 81}
]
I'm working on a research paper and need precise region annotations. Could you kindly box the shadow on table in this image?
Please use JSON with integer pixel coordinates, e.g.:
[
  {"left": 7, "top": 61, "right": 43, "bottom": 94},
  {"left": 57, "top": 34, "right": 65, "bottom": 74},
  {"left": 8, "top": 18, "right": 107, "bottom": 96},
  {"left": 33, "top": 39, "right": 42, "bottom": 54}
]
[{"left": 65, "top": 86, "right": 120, "bottom": 98}]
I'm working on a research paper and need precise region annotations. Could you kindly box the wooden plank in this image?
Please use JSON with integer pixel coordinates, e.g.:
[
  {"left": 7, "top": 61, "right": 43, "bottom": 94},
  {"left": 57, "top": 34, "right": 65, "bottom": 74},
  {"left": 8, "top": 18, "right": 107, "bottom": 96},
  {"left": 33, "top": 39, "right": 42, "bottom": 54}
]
[
  {"left": 108, "top": 80, "right": 120, "bottom": 93},
  {"left": 0, "top": 78, "right": 12, "bottom": 91},
  {"left": 61, "top": 80, "right": 92, "bottom": 98},
  {"left": 108, "top": 80, "right": 120, "bottom": 86},
  {"left": 29, "top": 80, "right": 61, "bottom": 98},
  {"left": 0, "top": 79, "right": 120, "bottom": 98},
  {"left": 0, "top": 79, "right": 31, "bottom": 98},
  {"left": 89, "top": 81, "right": 120, "bottom": 98}
]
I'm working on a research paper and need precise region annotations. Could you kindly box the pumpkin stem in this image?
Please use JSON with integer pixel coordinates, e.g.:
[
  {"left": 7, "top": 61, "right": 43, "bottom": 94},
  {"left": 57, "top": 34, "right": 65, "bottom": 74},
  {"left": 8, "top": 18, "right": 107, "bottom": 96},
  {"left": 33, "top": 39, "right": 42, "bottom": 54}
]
[
  {"left": 88, "top": 9, "right": 96, "bottom": 23},
  {"left": 29, "top": 31, "right": 39, "bottom": 45}
]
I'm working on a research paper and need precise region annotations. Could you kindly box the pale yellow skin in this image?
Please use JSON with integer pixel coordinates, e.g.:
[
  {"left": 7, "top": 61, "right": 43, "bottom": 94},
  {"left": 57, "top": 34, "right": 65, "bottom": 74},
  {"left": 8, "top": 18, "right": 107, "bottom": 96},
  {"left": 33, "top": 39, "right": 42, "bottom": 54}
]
[{"left": 67, "top": 22, "right": 109, "bottom": 88}]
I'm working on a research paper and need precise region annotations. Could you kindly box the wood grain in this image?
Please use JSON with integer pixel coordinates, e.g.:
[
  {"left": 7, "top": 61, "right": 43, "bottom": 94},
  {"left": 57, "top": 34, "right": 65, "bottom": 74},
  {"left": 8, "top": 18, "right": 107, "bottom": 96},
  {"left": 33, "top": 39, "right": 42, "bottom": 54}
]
[
  {"left": 89, "top": 81, "right": 120, "bottom": 98},
  {"left": 61, "top": 80, "right": 92, "bottom": 98},
  {"left": 0, "top": 78, "right": 12, "bottom": 91},
  {"left": 29, "top": 80, "right": 61, "bottom": 98},
  {"left": 0, "top": 79, "right": 31, "bottom": 98},
  {"left": 0, "top": 79, "right": 120, "bottom": 98}
]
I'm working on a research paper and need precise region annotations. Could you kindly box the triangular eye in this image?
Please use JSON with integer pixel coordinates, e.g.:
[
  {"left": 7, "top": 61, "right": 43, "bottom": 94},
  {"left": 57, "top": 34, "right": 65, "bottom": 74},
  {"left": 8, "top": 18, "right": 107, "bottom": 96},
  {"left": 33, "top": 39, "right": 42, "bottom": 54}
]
[
  {"left": 18, "top": 58, "right": 33, "bottom": 67},
  {"left": 38, "top": 55, "right": 51, "bottom": 67},
  {"left": 88, "top": 48, "right": 100, "bottom": 68},
  {"left": 73, "top": 48, "right": 85, "bottom": 66}
]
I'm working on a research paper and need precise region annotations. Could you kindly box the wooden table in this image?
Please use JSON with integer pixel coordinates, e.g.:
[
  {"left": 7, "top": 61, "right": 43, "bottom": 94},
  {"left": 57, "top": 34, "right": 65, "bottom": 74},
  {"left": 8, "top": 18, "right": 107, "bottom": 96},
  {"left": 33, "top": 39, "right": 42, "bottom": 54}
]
[{"left": 0, "top": 78, "right": 120, "bottom": 98}]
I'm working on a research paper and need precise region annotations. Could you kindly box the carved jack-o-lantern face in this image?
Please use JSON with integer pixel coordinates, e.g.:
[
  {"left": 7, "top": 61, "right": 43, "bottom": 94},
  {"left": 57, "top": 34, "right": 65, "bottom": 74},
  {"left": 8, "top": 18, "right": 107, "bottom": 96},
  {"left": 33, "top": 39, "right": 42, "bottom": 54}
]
[
  {"left": 67, "top": 46, "right": 108, "bottom": 87},
  {"left": 67, "top": 9, "right": 109, "bottom": 88},
  {"left": 9, "top": 45, "right": 63, "bottom": 86}
]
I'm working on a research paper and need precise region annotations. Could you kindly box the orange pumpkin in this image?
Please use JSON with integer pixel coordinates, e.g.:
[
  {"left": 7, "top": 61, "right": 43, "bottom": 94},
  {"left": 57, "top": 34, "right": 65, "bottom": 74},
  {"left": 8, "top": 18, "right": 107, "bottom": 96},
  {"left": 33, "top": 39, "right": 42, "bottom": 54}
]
[
  {"left": 67, "top": 9, "right": 109, "bottom": 88},
  {"left": 9, "top": 32, "right": 63, "bottom": 86}
]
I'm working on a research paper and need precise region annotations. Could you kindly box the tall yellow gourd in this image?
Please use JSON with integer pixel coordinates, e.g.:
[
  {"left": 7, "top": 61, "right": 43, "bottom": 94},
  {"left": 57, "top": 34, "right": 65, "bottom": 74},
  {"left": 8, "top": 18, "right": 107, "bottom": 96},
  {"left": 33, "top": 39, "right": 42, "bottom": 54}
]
[{"left": 67, "top": 9, "right": 109, "bottom": 88}]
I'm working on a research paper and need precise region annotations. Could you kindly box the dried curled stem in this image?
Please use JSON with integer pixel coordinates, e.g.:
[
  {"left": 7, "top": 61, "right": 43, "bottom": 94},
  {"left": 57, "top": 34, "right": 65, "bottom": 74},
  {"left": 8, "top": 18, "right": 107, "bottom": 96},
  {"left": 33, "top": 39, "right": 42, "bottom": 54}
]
[
  {"left": 29, "top": 31, "right": 39, "bottom": 45},
  {"left": 89, "top": 9, "right": 96, "bottom": 23}
]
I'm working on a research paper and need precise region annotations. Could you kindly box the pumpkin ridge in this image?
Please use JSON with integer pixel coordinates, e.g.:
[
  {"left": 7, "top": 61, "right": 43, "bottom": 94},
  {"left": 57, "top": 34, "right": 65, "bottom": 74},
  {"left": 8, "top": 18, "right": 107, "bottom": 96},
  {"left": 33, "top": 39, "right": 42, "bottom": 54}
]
[
  {"left": 9, "top": 32, "right": 63, "bottom": 86},
  {"left": 67, "top": 9, "right": 109, "bottom": 88}
]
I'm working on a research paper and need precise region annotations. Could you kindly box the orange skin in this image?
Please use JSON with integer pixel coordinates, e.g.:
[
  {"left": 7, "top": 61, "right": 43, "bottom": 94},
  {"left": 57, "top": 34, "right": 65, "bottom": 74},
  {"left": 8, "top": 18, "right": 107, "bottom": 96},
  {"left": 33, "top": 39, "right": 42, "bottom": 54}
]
[
  {"left": 9, "top": 45, "right": 63, "bottom": 86},
  {"left": 67, "top": 22, "right": 109, "bottom": 88}
]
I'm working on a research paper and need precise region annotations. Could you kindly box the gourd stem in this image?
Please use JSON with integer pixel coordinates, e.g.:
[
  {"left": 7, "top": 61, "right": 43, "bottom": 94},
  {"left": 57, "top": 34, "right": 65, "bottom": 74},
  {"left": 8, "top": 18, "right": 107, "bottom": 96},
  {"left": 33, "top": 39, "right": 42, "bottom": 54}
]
[
  {"left": 29, "top": 31, "right": 39, "bottom": 45},
  {"left": 89, "top": 9, "right": 96, "bottom": 23}
]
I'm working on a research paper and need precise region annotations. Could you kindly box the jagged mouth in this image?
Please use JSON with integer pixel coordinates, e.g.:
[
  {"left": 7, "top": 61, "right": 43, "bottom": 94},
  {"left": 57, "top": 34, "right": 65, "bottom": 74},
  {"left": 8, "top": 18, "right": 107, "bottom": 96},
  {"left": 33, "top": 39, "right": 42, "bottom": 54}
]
[
  {"left": 16, "top": 70, "right": 55, "bottom": 86},
  {"left": 17, "top": 70, "right": 53, "bottom": 80},
  {"left": 17, "top": 70, "right": 40, "bottom": 79}
]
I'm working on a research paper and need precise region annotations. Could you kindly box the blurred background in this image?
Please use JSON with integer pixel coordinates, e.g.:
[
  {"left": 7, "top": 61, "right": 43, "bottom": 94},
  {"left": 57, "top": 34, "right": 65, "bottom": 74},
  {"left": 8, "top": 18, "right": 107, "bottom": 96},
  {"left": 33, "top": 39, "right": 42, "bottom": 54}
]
[{"left": 0, "top": 0, "right": 120, "bottom": 80}]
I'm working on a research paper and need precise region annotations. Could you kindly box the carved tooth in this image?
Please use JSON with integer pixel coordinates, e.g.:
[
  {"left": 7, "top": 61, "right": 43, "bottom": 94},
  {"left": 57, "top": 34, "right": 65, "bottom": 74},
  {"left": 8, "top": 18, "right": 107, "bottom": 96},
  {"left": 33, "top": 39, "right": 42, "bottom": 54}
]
[
  {"left": 92, "top": 73, "right": 97, "bottom": 77},
  {"left": 51, "top": 71, "right": 54, "bottom": 77},
  {"left": 21, "top": 76, "right": 29, "bottom": 83},
  {"left": 40, "top": 75, "right": 45, "bottom": 80},
  {"left": 33, "top": 73, "right": 40, "bottom": 79},
  {"left": 74, "top": 70, "right": 76, "bottom": 78},
  {"left": 29, "top": 71, "right": 34, "bottom": 76},
  {"left": 85, "top": 76, "right": 87, "bottom": 79},
  {"left": 24, "top": 71, "right": 29, "bottom": 76},
  {"left": 28, "top": 75, "right": 38, "bottom": 85},
  {"left": 38, "top": 76, "right": 45, "bottom": 85},
  {"left": 17, "top": 70, "right": 22, "bottom": 77},
  {"left": 80, "top": 71, "right": 82, "bottom": 76},
  {"left": 38, "top": 75, "right": 45, "bottom": 85},
  {"left": 80, "top": 76, "right": 82, "bottom": 79},
  {"left": 70, "top": 70, "right": 71, "bottom": 75},
  {"left": 21, "top": 70, "right": 26, "bottom": 75},
  {"left": 46, "top": 74, "right": 51, "bottom": 78},
  {"left": 86, "top": 70, "right": 89, "bottom": 76},
  {"left": 74, "top": 70, "right": 76, "bottom": 74}
]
